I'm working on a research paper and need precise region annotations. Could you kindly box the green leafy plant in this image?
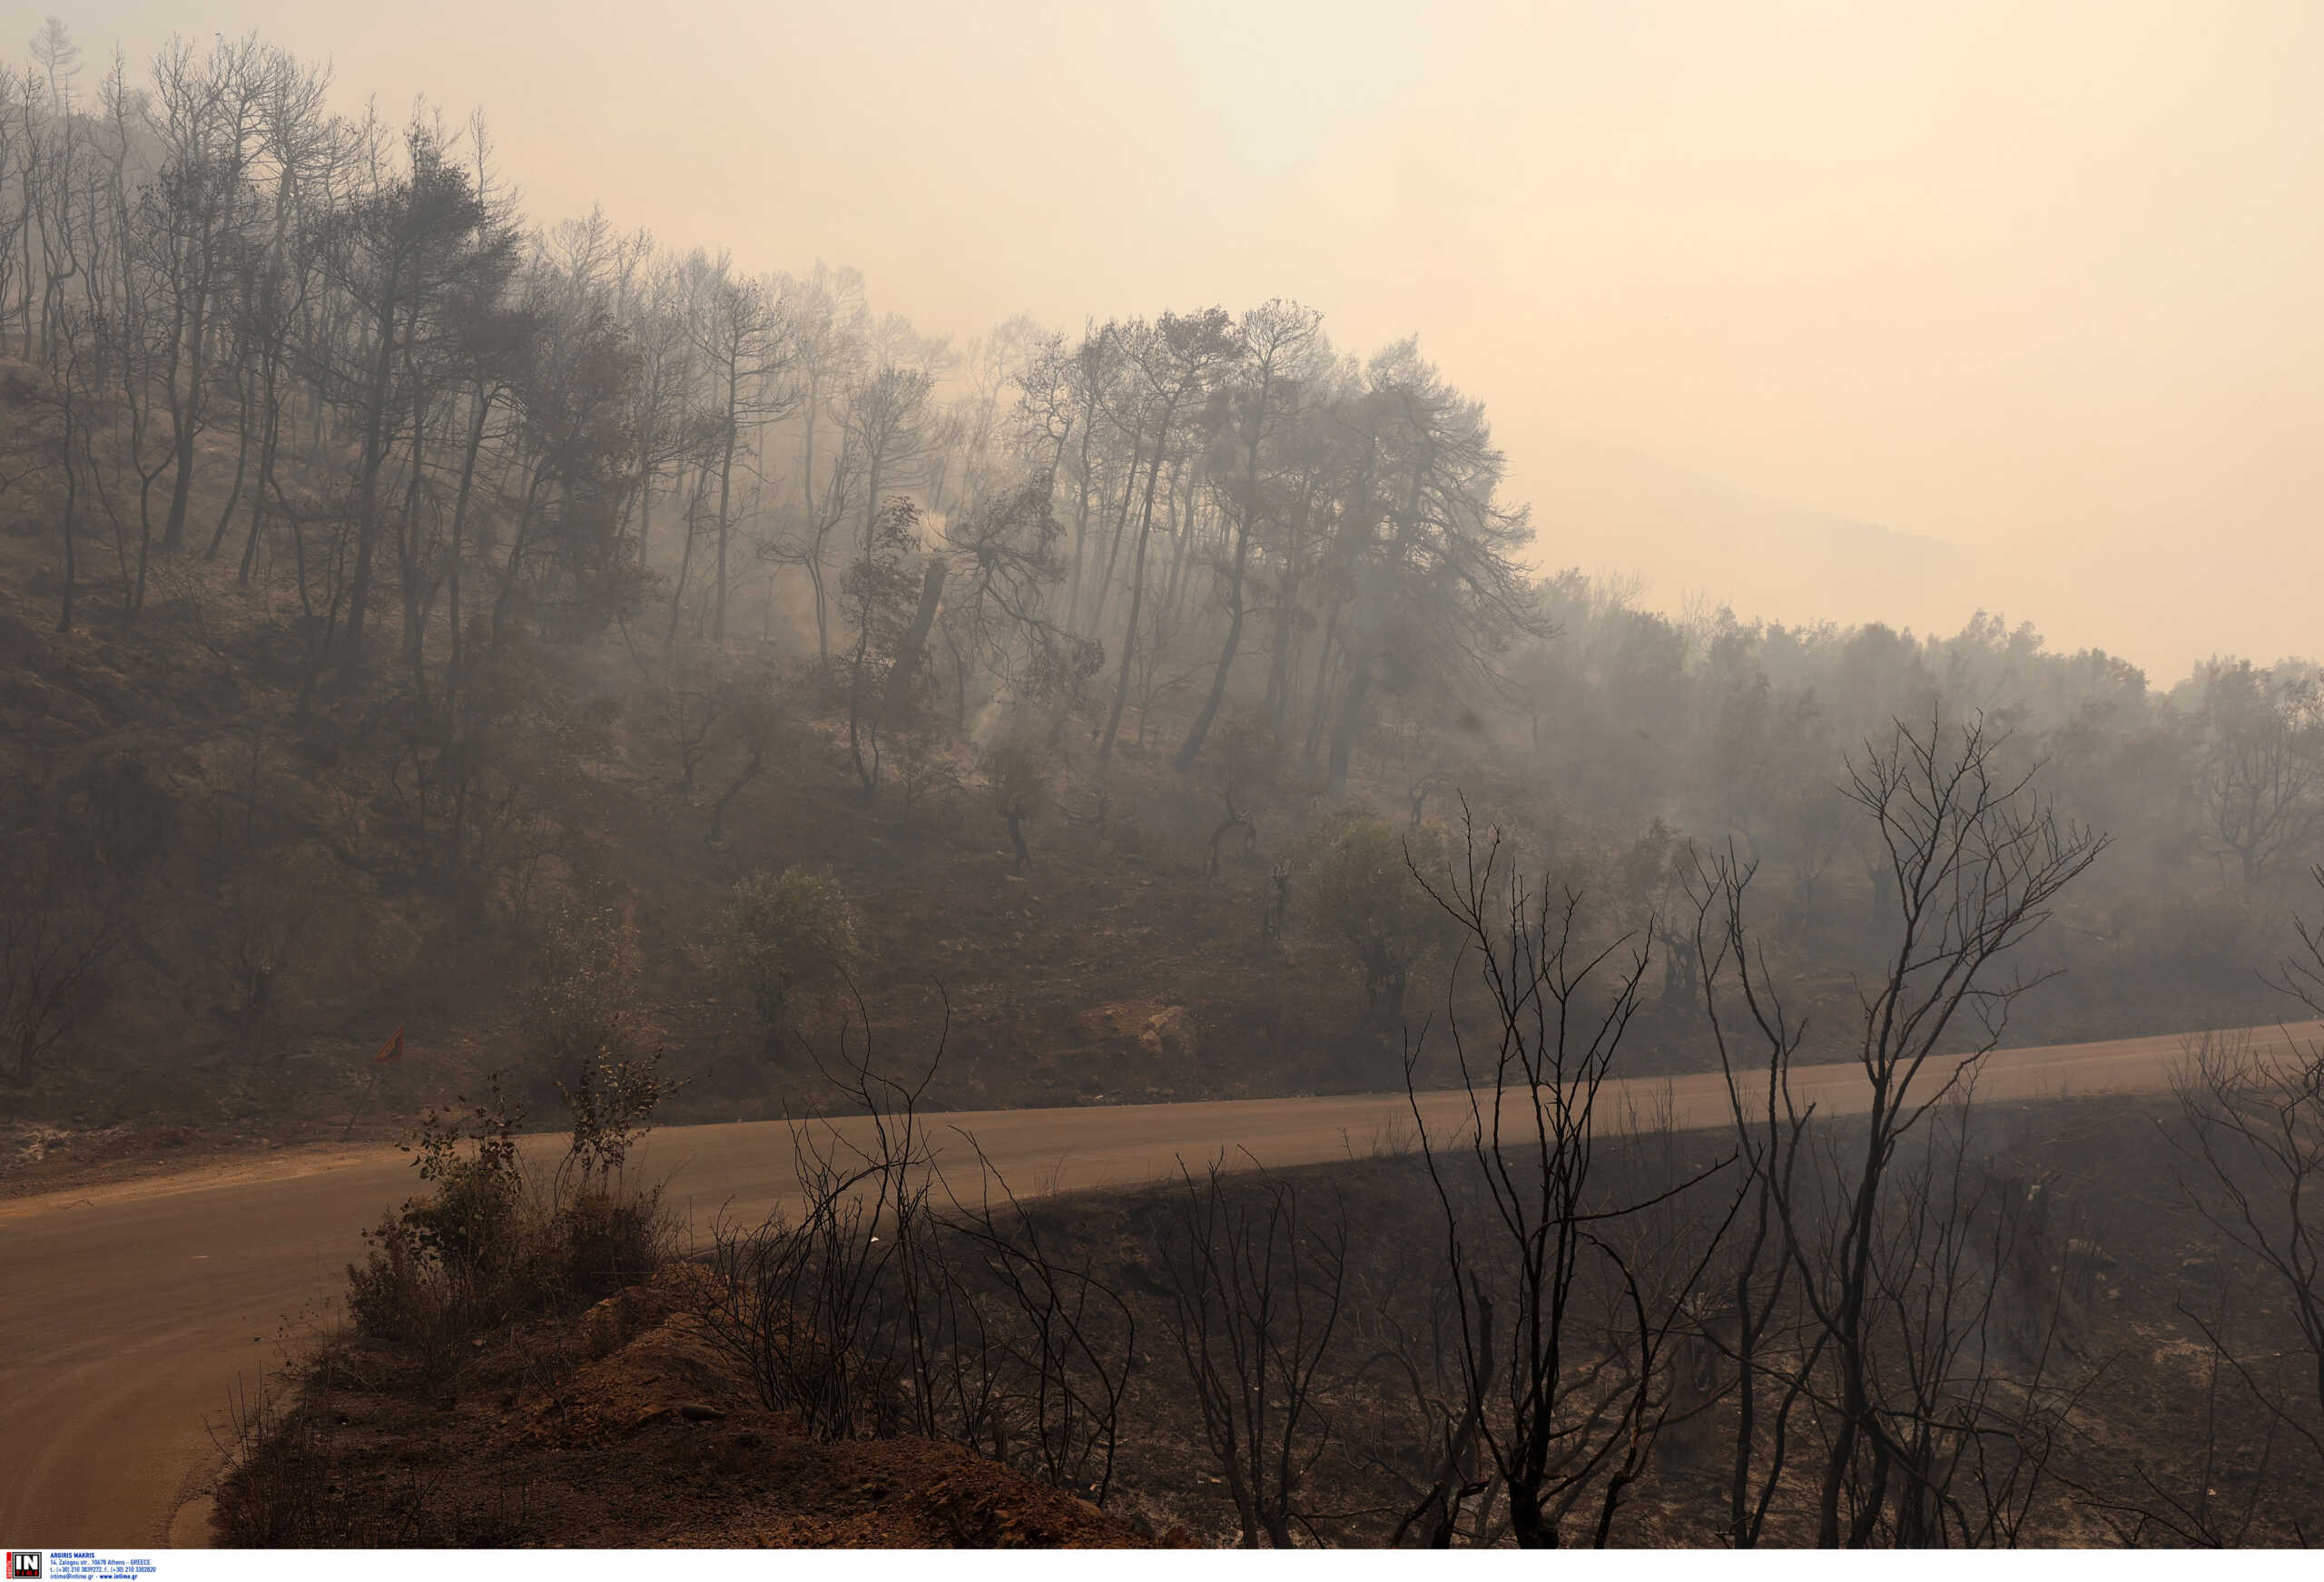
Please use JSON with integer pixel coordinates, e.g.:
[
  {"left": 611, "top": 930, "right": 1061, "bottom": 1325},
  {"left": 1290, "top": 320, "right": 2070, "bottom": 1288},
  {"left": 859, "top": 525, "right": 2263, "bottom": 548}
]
[
  {"left": 560, "top": 1046, "right": 680, "bottom": 1184},
  {"left": 1291, "top": 808, "right": 1456, "bottom": 1035},
  {"left": 713, "top": 867, "right": 863, "bottom": 1054},
  {"left": 519, "top": 897, "right": 641, "bottom": 1092}
]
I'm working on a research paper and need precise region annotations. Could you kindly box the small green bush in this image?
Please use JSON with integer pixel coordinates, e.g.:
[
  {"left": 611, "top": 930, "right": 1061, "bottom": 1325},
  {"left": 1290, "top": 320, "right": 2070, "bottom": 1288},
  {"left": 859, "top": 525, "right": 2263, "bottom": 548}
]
[
  {"left": 519, "top": 897, "right": 641, "bottom": 1093},
  {"left": 1292, "top": 809, "right": 1457, "bottom": 1034},
  {"left": 712, "top": 867, "right": 862, "bottom": 1052},
  {"left": 343, "top": 1076, "right": 672, "bottom": 1367}
]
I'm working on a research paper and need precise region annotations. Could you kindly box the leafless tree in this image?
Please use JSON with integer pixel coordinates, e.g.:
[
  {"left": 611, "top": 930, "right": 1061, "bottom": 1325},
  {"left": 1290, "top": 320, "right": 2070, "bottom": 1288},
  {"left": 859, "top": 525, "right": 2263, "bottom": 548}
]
[
  {"left": 837, "top": 356, "right": 936, "bottom": 565},
  {"left": 2161, "top": 882, "right": 2324, "bottom": 1490},
  {"left": 696, "top": 1002, "right": 945, "bottom": 1440},
  {"left": 684, "top": 258, "right": 793, "bottom": 642},
  {"left": 696, "top": 1002, "right": 1136, "bottom": 1505},
  {"left": 1163, "top": 1152, "right": 1350, "bottom": 1547},
  {"left": 1692, "top": 710, "right": 2104, "bottom": 1546},
  {"left": 938, "top": 1137, "right": 1136, "bottom": 1505},
  {"left": 1405, "top": 803, "right": 1738, "bottom": 1547}
]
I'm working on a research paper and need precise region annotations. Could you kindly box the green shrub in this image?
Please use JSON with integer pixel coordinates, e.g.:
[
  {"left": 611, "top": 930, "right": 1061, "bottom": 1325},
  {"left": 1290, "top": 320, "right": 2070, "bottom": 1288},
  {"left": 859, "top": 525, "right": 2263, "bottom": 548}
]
[
  {"left": 1291, "top": 809, "right": 1457, "bottom": 1034},
  {"left": 343, "top": 1075, "right": 672, "bottom": 1366},
  {"left": 712, "top": 867, "right": 862, "bottom": 1052},
  {"left": 559, "top": 1045, "right": 679, "bottom": 1184},
  {"left": 519, "top": 897, "right": 641, "bottom": 1092}
]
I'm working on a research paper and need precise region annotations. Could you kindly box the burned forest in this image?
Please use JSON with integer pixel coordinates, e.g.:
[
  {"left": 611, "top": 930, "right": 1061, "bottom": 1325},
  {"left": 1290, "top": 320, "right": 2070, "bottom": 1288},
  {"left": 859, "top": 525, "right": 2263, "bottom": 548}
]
[{"left": 3, "top": 15, "right": 2323, "bottom": 1554}]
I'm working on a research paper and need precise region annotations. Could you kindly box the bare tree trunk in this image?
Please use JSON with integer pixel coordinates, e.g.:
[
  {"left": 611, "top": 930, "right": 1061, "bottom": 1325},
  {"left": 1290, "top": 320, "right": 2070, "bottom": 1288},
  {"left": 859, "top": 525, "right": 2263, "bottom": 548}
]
[
  {"left": 1098, "top": 434, "right": 1171, "bottom": 761},
  {"left": 1324, "top": 650, "right": 1371, "bottom": 798},
  {"left": 1065, "top": 398, "right": 1096, "bottom": 628},
  {"left": 1177, "top": 358, "right": 1275, "bottom": 771},
  {"left": 882, "top": 559, "right": 947, "bottom": 719},
  {"left": 160, "top": 282, "right": 211, "bottom": 553},
  {"left": 202, "top": 359, "right": 252, "bottom": 560},
  {"left": 235, "top": 365, "right": 280, "bottom": 585},
  {"left": 713, "top": 376, "right": 739, "bottom": 642},
  {"left": 443, "top": 381, "right": 491, "bottom": 716},
  {"left": 340, "top": 282, "right": 403, "bottom": 685},
  {"left": 57, "top": 383, "right": 77, "bottom": 633},
  {"left": 1086, "top": 424, "right": 1143, "bottom": 639}
]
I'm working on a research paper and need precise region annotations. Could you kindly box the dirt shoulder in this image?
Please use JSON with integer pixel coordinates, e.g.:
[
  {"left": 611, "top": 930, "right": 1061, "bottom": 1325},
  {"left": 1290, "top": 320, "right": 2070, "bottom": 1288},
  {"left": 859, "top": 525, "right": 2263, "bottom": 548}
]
[
  {"left": 0, "top": 1121, "right": 397, "bottom": 1216},
  {"left": 219, "top": 1265, "right": 1175, "bottom": 1548}
]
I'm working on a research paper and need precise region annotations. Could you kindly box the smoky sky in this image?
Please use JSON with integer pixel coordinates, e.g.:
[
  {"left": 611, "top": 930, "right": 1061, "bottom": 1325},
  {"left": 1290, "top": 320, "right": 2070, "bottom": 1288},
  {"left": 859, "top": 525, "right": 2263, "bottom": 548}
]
[{"left": 55, "top": 0, "right": 2324, "bottom": 679}]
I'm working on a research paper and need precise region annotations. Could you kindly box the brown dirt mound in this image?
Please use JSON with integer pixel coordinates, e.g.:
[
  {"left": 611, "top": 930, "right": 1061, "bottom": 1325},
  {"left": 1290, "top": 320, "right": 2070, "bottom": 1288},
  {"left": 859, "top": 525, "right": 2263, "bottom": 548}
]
[{"left": 231, "top": 1263, "right": 1175, "bottom": 1548}]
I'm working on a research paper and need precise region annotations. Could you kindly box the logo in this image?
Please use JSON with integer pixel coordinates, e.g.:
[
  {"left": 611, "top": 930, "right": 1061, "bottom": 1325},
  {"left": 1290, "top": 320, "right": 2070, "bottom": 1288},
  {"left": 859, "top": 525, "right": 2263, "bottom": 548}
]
[{"left": 7, "top": 1555, "right": 41, "bottom": 1580}]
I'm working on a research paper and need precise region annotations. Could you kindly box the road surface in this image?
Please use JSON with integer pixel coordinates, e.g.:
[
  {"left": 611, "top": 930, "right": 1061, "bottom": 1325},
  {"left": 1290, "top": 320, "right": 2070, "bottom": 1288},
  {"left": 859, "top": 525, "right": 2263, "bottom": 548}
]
[{"left": 1, "top": 1020, "right": 2307, "bottom": 1546}]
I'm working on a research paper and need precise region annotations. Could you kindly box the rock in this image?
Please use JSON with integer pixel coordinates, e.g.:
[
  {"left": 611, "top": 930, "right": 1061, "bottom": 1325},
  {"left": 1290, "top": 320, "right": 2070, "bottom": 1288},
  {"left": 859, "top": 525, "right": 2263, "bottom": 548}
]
[
  {"left": 676, "top": 1401, "right": 724, "bottom": 1422},
  {"left": 1070, "top": 999, "right": 1198, "bottom": 1066},
  {"left": 1137, "top": 1005, "right": 1197, "bottom": 1062}
]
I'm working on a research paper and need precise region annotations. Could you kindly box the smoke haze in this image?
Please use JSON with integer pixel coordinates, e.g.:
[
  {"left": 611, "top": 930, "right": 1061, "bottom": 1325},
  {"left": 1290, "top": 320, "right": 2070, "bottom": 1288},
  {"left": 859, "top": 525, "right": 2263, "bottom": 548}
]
[{"left": 52, "top": 0, "right": 2323, "bottom": 677}]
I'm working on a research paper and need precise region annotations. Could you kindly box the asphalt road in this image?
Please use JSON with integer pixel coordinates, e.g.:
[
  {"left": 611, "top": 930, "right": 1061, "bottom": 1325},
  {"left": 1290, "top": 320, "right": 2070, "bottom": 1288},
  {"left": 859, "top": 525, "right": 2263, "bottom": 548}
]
[{"left": 2, "top": 1020, "right": 2307, "bottom": 1547}]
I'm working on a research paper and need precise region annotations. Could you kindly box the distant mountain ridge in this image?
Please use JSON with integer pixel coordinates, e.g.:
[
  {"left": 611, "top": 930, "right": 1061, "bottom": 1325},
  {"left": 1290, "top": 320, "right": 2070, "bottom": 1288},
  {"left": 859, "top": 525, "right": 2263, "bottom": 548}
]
[{"left": 1523, "top": 433, "right": 1981, "bottom": 636}]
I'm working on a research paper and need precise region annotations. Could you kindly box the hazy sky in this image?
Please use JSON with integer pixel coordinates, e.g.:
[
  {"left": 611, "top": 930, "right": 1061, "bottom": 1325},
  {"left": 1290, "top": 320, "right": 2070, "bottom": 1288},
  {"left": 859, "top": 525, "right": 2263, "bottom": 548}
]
[{"left": 52, "top": 0, "right": 2324, "bottom": 681}]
